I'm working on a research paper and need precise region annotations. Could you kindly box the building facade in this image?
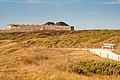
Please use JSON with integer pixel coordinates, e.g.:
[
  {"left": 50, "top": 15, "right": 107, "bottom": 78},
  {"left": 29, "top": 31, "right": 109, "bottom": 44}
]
[
  {"left": 102, "top": 44, "right": 116, "bottom": 49},
  {"left": 6, "top": 22, "right": 74, "bottom": 31}
]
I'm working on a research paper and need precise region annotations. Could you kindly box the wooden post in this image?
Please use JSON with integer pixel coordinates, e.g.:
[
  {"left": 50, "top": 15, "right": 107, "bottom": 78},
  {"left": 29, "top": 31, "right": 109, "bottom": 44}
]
[
  {"left": 90, "top": 49, "right": 92, "bottom": 52},
  {"left": 107, "top": 54, "right": 109, "bottom": 58},
  {"left": 118, "top": 56, "right": 120, "bottom": 61},
  {"left": 100, "top": 52, "right": 101, "bottom": 57},
  {"left": 89, "top": 49, "right": 91, "bottom": 52}
]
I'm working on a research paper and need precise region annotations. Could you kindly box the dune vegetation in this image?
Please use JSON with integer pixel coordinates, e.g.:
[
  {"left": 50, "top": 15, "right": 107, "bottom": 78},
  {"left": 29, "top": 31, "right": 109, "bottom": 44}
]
[
  {"left": 0, "top": 30, "right": 120, "bottom": 48},
  {"left": 0, "top": 30, "right": 120, "bottom": 80}
]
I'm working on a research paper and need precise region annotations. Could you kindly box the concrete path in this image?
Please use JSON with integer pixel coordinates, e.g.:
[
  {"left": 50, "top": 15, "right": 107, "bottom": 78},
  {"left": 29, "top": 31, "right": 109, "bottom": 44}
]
[{"left": 82, "top": 48, "right": 120, "bottom": 61}]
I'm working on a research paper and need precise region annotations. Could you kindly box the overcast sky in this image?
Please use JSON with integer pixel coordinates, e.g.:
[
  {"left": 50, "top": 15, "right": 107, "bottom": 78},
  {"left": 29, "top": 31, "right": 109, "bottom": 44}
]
[{"left": 0, "top": 0, "right": 120, "bottom": 30}]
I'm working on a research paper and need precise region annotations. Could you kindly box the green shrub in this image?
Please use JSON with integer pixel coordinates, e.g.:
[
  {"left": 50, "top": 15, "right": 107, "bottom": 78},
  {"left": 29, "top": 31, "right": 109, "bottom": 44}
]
[{"left": 70, "top": 60, "right": 120, "bottom": 75}]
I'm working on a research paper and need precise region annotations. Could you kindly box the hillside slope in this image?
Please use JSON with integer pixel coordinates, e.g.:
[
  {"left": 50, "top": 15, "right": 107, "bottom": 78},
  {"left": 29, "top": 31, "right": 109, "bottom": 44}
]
[
  {"left": 0, "top": 30, "right": 120, "bottom": 48},
  {"left": 0, "top": 30, "right": 120, "bottom": 80},
  {"left": 0, "top": 41, "right": 120, "bottom": 80}
]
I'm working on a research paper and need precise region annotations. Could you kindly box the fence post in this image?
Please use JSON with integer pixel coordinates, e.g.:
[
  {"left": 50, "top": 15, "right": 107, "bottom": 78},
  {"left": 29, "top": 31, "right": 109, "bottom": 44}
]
[
  {"left": 118, "top": 56, "right": 120, "bottom": 61},
  {"left": 100, "top": 52, "right": 101, "bottom": 57},
  {"left": 107, "top": 54, "right": 109, "bottom": 58},
  {"left": 90, "top": 49, "right": 92, "bottom": 52},
  {"left": 89, "top": 49, "right": 91, "bottom": 52}
]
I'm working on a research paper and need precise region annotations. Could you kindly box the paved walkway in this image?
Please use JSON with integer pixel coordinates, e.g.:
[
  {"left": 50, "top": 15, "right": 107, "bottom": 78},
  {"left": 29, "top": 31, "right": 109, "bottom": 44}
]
[
  {"left": 41, "top": 47, "right": 120, "bottom": 61},
  {"left": 82, "top": 48, "right": 120, "bottom": 61}
]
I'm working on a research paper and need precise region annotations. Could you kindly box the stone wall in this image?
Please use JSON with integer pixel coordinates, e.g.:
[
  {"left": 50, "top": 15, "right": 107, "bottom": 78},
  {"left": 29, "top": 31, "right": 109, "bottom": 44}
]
[{"left": 6, "top": 24, "right": 74, "bottom": 31}]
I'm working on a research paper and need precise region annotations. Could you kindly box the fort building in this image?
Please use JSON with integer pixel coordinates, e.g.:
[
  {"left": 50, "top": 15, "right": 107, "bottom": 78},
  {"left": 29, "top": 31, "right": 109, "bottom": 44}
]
[{"left": 6, "top": 22, "right": 74, "bottom": 31}]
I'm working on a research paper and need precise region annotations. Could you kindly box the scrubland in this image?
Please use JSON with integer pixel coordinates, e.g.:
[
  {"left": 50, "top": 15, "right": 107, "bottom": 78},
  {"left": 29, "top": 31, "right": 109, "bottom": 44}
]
[{"left": 0, "top": 30, "right": 120, "bottom": 80}]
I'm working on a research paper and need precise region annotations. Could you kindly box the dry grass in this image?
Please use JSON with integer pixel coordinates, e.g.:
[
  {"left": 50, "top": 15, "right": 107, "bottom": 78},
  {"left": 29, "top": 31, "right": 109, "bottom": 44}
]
[
  {"left": 112, "top": 43, "right": 120, "bottom": 55},
  {"left": 0, "top": 30, "right": 120, "bottom": 80},
  {"left": 0, "top": 30, "right": 120, "bottom": 48},
  {"left": 0, "top": 40, "right": 120, "bottom": 80},
  {"left": 113, "top": 49, "right": 120, "bottom": 55}
]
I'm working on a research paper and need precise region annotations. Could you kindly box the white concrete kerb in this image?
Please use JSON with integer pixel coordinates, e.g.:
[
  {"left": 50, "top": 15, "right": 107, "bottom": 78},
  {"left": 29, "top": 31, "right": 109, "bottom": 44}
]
[{"left": 82, "top": 48, "right": 120, "bottom": 61}]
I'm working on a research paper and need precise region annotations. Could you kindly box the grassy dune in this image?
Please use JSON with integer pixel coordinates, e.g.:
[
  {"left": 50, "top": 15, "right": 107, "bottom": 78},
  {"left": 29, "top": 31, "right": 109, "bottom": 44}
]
[
  {"left": 0, "top": 30, "right": 120, "bottom": 80},
  {"left": 0, "top": 30, "right": 120, "bottom": 48}
]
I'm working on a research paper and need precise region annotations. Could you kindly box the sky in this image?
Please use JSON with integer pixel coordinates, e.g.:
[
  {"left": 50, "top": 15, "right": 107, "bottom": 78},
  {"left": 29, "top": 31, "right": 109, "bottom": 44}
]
[{"left": 0, "top": 0, "right": 120, "bottom": 30}]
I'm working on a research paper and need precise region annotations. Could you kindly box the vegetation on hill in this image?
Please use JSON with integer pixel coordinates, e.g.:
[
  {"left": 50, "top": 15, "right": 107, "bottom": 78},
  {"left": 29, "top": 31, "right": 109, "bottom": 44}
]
[
  {"left": 0, "top": 30, "right": 120, "bottom": 80},
  {"left": 70, "top": 60, "right": 120, "bottom": 75},
  {"left": 0, "top": 30, "right": 120, "bottom": 48}
]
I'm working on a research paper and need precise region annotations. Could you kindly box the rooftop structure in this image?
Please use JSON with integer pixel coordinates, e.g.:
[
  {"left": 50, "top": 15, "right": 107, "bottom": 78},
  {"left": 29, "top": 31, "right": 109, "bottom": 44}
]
[
  {"left": 56, "top": 22, "right": 69, "bottom": 26},
  {"left": 44, "top": 22, "right": 55, "bottom": 25}
]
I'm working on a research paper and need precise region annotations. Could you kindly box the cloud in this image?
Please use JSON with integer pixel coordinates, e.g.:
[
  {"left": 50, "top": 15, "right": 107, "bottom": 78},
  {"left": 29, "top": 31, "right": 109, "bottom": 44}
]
[
  {"left": 0, "top": 0, "right": 81, "bottom": 4},
  {"left": 27, "top": 0, "right": 40, "bottom": 3},
  {"left": 0, "top": 0, "right": 26, "bottom": 3},
  {"left": 88, "top": 11, "right": 110, "bottom": 15},
  {"left": 105, "top": 0, "right": 120, "bottom": 4},
  {"left": 27, "top": 0, "right": 61, "bottom": 4},
  {"left": 26, "top": 0, "right": 51, "bottom": 4},
  {"left": 0, "top": 0, "right": 44, "bottom": 3},
  {"left": 26, "top": 0, "right": 81, "bottom": 4}
]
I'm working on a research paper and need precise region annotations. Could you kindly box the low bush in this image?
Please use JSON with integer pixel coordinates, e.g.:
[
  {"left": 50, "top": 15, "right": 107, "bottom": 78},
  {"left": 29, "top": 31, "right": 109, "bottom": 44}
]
[{"left": 70, "top": 60, "right": 120, "bottom": 75}]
